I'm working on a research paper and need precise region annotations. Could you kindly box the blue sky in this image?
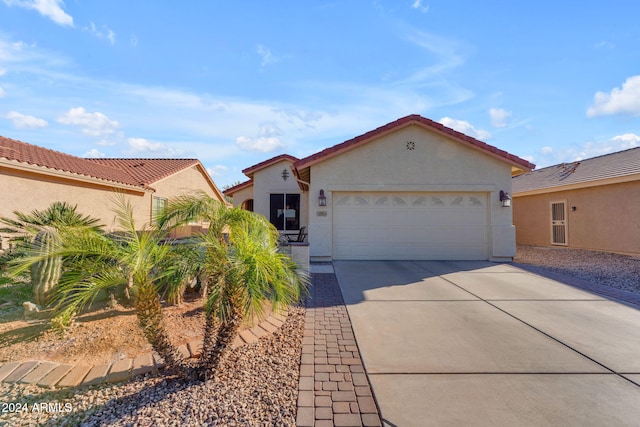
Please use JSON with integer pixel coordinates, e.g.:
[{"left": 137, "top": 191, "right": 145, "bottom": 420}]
[{"left": 1, "top": 1, "right": 639, "bottom": 188}]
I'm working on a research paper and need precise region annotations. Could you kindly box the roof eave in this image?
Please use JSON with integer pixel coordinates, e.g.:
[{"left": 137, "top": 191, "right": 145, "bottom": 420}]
[
  {"left": 241, "top": 154, "right": 299, "bottom": 178},
  {"left": 223, "top": 179, "right": 254, "bottom": 196},
  {"left": 513, "top": 172, "right": 640, "bottom": 197},
  {"left": 293, "top": 116, "right": 535, "bottom": 172},
  {"left": 0, "top": 158, "right": 149, "bottom": 194}
]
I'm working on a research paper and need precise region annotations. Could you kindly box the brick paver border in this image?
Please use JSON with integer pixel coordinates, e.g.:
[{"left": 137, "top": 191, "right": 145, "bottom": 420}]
[
  {"left": 0, "top": 311, "right": 287, "bottom": 388},
  {"left": 297, "top": 272, "right": 382, "bottom": 427}
]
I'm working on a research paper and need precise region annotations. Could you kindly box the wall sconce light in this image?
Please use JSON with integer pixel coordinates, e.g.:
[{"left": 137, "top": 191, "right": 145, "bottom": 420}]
[
  {"left": 318, "top": 189, "right": 327, "bottom": 206},
  {"left": 499, "top": 190, "right": 511, "bottom": 207}
]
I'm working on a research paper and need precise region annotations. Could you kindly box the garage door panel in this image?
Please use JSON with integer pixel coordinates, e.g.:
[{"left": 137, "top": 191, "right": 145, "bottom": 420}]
[{"left": 333, "top": 192, "right": 488, "bottom": 260}]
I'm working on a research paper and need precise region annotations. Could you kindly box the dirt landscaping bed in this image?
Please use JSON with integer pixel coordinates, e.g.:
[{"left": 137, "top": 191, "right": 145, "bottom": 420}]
[{"left": 0, "top": 290, "right": 273, "bottom": 367}]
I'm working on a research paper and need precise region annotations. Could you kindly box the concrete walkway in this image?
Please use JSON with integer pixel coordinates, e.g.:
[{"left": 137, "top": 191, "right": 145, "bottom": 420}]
[{"left": 334, "top": 260, "right": 640, "bottom": 427}]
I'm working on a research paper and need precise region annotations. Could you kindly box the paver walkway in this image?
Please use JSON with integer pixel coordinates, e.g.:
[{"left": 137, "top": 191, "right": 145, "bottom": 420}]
[
  {"left": 0, "top": 311, "right": 288, "bottom": 388},
  {"left": 296, "top": 267, "right": 382, "bottom": 427}
]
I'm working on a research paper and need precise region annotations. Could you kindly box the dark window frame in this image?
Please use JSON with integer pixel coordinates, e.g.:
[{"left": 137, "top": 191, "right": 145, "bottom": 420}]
[{"left": 269, "top": 193, "right": 300, "bottom": 231}]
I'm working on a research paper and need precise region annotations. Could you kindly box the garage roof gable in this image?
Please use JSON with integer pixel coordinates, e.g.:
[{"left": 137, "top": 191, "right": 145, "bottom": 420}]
[{"left": 294, "top": 115, "right": 534, "bottom": 175}]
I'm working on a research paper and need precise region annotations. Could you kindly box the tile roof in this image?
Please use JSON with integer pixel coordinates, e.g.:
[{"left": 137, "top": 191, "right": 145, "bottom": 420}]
[
  {"left": 86, "top": 158, "right": 200, "bottom": 186},
  {"left": 512, "top": 146, "right": 640, "bottom": 194},
  {"left": 0, "top": 136, "right": 204, "bottom": 190},
  {"left": 222, "top": 179, "right": 253, "bottom": 196},
  {"left": 293, "top": 114, "right": 535, "bottom": 171},
  {"left": 0, "top": 136, "right": 142, "bottom": 188},
  {"left": 241, "top": 154, "right": 299, "bottom": 177}
]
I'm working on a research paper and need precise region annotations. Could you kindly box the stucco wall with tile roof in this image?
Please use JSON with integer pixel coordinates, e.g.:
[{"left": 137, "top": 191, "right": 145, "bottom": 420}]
[{"left": 0, "top": 137, "right": 226, "bottom": 249}]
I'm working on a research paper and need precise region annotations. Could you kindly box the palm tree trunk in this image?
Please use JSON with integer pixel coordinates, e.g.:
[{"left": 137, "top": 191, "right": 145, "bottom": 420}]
[
  {"left": 200, "top": 306, "right": 243, "bottom": 378},
  {"left": 135, "top": 282, "right": 187, "bottom": 374}
]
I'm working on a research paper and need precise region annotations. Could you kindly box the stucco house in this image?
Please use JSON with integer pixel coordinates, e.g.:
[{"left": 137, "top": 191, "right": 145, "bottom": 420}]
[
  {"left": 0, "top": 135, "right": 227, "bottom": 249},
  {"left": 225, "top": 114, "right": 534, "bottom": 262},
  {"left": 512, "top": 147, "right": 640, "bottom": 256}
]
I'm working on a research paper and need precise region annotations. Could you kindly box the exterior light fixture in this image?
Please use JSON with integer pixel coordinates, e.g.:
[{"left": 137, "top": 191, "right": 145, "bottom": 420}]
[
  {"left": 499, "top": 190, "right": 511, "bottom": 207},
  {"left": 318, "top": 189, "right": 327, "bottom": 206},
  {"left": 281, "top": 169, "right": 290, "bottom": 181}
]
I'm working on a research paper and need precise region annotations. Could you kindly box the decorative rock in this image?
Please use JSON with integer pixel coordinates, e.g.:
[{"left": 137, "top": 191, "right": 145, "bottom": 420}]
[{"left": 22, "top": 301, "right": 40, "bottom": 318}]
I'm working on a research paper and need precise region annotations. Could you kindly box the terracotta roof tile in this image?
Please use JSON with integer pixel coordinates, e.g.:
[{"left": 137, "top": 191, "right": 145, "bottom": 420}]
[
  {"left": 0, "top": 135, "right": 141, "bottom": 187},
  {"left": 294, "top": 114, "right": 535, "bottom": 171},
  {"left": 242, "top": 154, "right": 299, "bottom": 177},
  {"left": 0, "top": 136, "right": 206, "bottom": 190},
  {"left": 512, "top": 146, "right": 640, "bottom": 194},
  {"left": 86, "top": 158, "right": 200, "bottom": 186},
  {"left": 223, "top": 179, "right": 253, "bottom": 195}
]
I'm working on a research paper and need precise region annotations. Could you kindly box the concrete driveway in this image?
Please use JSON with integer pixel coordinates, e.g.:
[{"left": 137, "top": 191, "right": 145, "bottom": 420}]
[{"left": 333, "top": 260, "right": 640, "bottom": 427}]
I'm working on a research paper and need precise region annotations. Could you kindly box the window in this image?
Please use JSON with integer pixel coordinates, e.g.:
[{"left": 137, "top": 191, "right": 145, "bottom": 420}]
[
  {"left": 269, "top": 193, "right": 300, "bottom": 231},
  {"left": 152, "top": 197, "right": 167, "bottom": 223}
]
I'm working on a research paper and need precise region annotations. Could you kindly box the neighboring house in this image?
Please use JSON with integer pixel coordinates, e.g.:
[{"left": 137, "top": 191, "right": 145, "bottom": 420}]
[
  {"left": 512, "top": 147, "right": 640, "bottom": 256},
  {"left": 225, "top": 114, "right": 534, "bottom": 261},
  {"left": 0, "top": 136, "right": 227, "bottom": 249}
]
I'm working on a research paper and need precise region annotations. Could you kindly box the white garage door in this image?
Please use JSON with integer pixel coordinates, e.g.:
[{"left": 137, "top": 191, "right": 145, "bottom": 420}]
[{"left": 332, "top": 192, "right": 488, "bottom": 260}]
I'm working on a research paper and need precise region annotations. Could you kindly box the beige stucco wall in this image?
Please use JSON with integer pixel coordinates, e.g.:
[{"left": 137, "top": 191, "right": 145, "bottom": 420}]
[
  {"left": 513, "top": 180, "right": 640, "bottom": 255},
  {"left": 229, "top": 185, "right": 254, "bottom": 209},
  {"left": 306, "top": 124, "right": 516, "bottom": 261},
  {"left": 0, "top": 165, "right": 223, "bottom": 249},
  {"left": 252, "top": 160, "right": 308, "bottom": 232},
  {"left": 151, "top": 165, "right": 221, "bottom": 202}
]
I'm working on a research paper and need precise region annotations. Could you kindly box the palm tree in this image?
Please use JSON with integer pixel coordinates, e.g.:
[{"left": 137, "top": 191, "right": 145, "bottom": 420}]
[
  {"left": 0, "top": 202, "right": 102, "bottom": 306},
  {"left": 156, "top": 192, "right": 309, "bottom": 376},
  {"left": 9, "top": 195, "right": 190, "bottom": 372}
]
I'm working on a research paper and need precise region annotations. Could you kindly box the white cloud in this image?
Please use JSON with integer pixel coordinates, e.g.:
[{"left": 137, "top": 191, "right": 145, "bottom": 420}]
[
  {"left": 236, "top": 122, "right": 286, "bottom": 152},
  {"left": 206, "top": 165, "right": 228, "bottom": 177},
  {"left": 5, "top": 111, "right": 48, "bottom": 128},
  {"left": 0, "top": 67, "right": 6, "bottom": 76},
  {"left": 488, "top": 108, "right": 511, "bottom": 128},
  {"left": 85, "top": 22, "right": 116, "bottom": 45},
  {"left": 3, "top": 0, "right": 73, "bottom": 26},
  {"left": 130, "top": 35, "right": 138, "bottom": 48},
  {"left": 532, "top": 134, "right": 640, "bottom": 168},
  {"left": 398, "top": 28, "right": 465, "bottom": 84},
  {"left": 83, "top": 148, "right": 105, "bottom": 158},
  {"left": 256, "top": 44, "right": 277, "bottom": 68},
  {"left": 0, "top": 87, "right": 4, "bottom": 97},
  {"left": 235, "top": 136, "right": 284, "bottom": 152},
  {"left": 438, "top": 117, "right": 491, "bottom": 140},
  {"left": 57, "top": 107, "right": 119, "bottom": 136},
  {"left": 610, "top": 133, "right": 640, "bottom": 147},
  {"left": 587, "top": 75, "right": 640, "bottom": 117},
  {"left": 411, "top": 0, "right": 430, "bottom": 13},
  {"left": 126, "top": 137, "right": 185, "bottom": 157}
]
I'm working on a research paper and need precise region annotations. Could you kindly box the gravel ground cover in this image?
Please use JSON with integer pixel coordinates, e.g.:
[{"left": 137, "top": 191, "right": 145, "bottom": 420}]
[
  {"left": 515, "top": 245, "right": 640, "bottom": 295},
  {"left": 0, "top": 307, "right": 305, "bottom": 427}
]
